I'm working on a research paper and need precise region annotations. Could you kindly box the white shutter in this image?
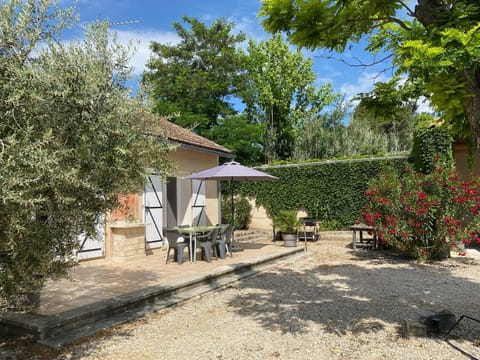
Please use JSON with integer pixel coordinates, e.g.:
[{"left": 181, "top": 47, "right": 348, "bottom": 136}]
[
  {"left": 192, "top": 179, "right": 206, "bottom": 226},
  {"left": 144, "top": 175, "right": 164, "bottom": 249},
  {"left": 77, "top": 214, "right": 105, "bottom": 260}
]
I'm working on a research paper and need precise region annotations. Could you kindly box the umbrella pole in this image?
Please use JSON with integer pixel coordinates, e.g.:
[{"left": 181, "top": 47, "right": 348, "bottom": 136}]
[
  {"left": 230, "top": 180, "right": 242, "bottom": 254},
  {"left": 231, "top": 179, "right": 234, "bottom": 231}
]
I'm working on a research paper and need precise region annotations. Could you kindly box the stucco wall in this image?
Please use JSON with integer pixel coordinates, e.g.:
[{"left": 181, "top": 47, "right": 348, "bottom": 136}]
[
  {"left": 168, "top": 147, "right": 220, "bottom": 226},
  {"left": 109, "top": 147, "right": 221, "bottom": 226},
  {"left": 248, "top": 198, "right": 307, "bottom": 232},
  {"left": 101, "top": 146, "right": 223, "bottom": 259},
  {"left": 454, "top": 142, "right": 480, "bottom": 181}
]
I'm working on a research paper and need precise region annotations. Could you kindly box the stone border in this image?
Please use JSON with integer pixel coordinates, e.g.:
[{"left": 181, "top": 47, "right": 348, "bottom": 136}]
[{"left": 0, "top": 246, "right": 305, "bottom": 349}]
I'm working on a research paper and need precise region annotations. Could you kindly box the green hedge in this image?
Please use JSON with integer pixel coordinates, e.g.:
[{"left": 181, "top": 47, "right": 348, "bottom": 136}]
[
  {"left": 238, "top": 156, "right": 408, "bottom": 230},
  {"left": 411, "top": 125, "right": 453, "bottom": 174}
]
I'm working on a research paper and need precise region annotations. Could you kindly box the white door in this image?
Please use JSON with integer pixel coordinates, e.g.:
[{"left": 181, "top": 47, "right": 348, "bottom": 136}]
[
  {"left": 77, "top": 215, "right": 105, "bottom": 260},
  {"left": 144, "top": 175, "right": 164, "bottom": 249}
]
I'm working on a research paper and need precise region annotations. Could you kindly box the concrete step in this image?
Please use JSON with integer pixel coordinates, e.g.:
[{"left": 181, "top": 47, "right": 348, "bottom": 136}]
[
  {"left": 0, "top": 246, "right": 305, "bottom": 349},
  {"left": 234, "top": 230, "right": 271, "bottom": 243}
]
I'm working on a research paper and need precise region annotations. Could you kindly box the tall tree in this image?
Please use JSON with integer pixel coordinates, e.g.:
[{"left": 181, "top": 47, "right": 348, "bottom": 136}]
[
  {"left": 0, "top": 0, "right": 173, "bottom": 308},
  {"left": 353, "top": 79, "right": 416, "bottom": 153},
  {"left": 260, "top": 0, "right": 480, "bottom": 158},
  {"left": 242, "top": 34, "right": 336, "bottom": 163},
  {"left": 293, "top": 94, "right": 347, "bottom": 160},
  {"left": 209, "top": 114, "right": 264, "bottom": 165},
  {"left": 142, "top": 16, "right": 247, "bottom": 137}
]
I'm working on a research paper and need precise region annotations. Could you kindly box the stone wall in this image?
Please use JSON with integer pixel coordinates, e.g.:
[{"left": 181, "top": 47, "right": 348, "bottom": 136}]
[{"left": 109, "top": 223, "right": 146, "bottom": 259}]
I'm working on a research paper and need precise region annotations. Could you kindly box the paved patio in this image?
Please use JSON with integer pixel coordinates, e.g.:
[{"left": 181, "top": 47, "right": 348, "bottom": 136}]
[
  {"left": 0, "top": 236, "right": 311, "bottom": 348},
  {"left": 36, "top": 239, "right": 305, "bottom": 316}
]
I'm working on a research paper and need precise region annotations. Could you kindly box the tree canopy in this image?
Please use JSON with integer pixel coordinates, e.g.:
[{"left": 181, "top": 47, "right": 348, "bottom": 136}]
[
  {"left": 142, "top": 16, "right": 247, "bottom": 138},
  {"left": 241, "top": 34, "right": 337, "bottom": 163},
  {"left": 0, "top": 0, "right": 173, "bottom": 308},
  {"left": 260, "top": 0, "right": 480, "bottom": 158}
]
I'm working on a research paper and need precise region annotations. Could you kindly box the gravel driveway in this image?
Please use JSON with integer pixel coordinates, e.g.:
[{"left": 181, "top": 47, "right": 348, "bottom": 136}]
[{"left": 2, "top": 239, "right": 480, "bottom": 359}]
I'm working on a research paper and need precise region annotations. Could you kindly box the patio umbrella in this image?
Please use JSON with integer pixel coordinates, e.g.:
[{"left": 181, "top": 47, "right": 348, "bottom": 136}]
[{"left": 185, "top": 160, "right": 278, "bottom": 230}]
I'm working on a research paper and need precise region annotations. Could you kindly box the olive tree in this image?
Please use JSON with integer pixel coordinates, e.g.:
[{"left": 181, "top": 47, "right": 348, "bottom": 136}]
[{"left": 0, "top": 0, "right": 173, "bottom": 308}]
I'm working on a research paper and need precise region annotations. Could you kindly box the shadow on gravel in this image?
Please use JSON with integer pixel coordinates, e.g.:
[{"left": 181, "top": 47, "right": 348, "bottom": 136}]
[{"left": 227, "top": 248, "right": 480, "bottom": 343}]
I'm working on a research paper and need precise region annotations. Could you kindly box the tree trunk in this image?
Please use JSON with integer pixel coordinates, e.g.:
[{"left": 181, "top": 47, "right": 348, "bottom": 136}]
[
  {"left": 414, "top": 0, "right": 447, "bottom": 27},
  {"left": 415, "top": 0, "right": 480, "bottom": 161},
  {"left": 463, "top": 69, "right": 480, "bottom": 161}
]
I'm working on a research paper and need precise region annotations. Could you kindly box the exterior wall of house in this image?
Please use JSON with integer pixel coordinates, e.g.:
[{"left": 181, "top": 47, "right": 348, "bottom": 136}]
[
  {"left": 95, "top": 146, "right": 222, "bottom": 260},
  {"left": 168, "top": 147, "right": 220, "bottom": 226},
  {"left": 454, "top": 142, "right": 480, "bottom": 181},
  {"left": 248, "top": 199, "right": 272, "bottom": 231}
]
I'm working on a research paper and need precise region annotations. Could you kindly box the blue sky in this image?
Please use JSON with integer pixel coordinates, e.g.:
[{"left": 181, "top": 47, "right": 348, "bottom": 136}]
[{"left": 63, "top": 0, "right": 416, "bottom": 111}]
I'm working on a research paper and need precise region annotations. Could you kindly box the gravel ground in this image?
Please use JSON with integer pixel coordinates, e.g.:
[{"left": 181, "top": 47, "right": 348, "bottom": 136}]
[{"left": 2, "top": 240, "right": 480, "bottom": 360}]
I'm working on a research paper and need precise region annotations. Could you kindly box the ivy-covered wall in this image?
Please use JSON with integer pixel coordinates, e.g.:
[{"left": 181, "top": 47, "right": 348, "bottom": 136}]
[
  {"left": 239, "top": 156, "right": 408, "bottom": 230},
  {"left": 411, "top": 125, "right": 453, "bottom": 174}
]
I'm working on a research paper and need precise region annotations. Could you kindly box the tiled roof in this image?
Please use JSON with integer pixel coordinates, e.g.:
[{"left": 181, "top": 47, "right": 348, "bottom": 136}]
[{"left": 157, "top": 119, "right": 233, "bottom": 157}]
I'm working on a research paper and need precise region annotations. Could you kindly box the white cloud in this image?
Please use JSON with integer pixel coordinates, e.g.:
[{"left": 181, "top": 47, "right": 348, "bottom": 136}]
[
  {"left": 416, "top": 96, "right": 434, "bottom": 114},
  {"left": 233, "top": 15, "right": 268, "bottom": 43},
  {"left": 114, "top": 29, "right": 180, "bottom": 75},
  {"left": 314, "top": 63, "right": 343, "bottom": 86},
  {"left": 340, "top": 72, "right": 389, "bottom": 105},
  {"left": 113, "top": 14, "right": 265, "bottom": 75}
]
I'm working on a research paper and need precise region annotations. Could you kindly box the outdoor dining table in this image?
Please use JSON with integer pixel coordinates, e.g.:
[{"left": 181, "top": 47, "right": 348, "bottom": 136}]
[
  {"left": 167, "top": 225, "right": 219, "bottom": 263},
  {"left": 350, "top": 223, "right": 377, "bottom": 250}
]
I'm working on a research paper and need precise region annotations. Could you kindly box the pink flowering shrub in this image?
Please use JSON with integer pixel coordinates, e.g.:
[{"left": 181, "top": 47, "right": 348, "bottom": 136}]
[{"left": 361, "top": 159, "right": 480, "bottom": 260}]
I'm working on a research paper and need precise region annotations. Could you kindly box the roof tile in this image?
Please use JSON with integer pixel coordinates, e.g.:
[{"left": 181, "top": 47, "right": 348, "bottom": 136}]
[{"left": 157, "top": 119, "right": 232, "bottom": 156}]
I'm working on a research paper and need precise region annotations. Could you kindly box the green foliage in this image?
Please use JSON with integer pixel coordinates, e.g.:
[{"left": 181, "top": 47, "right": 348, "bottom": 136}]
[
  {"left": 341, "top": 116, "right": 389, "bottom": 156},
  {"left": 0, "top": 0, "right": 173, "bottom": 309},
  {"left": 210, "top": 114, "right": 264, "bottom": 165},
  {"left": 259, "top": 0, "right": 480, "bottom": 156},
  {"left": 411, "top": 121, "right": 454, "bottom": 174},
  {"left": 353, "top": 78, "right": 416, "bottom": 153},
  {"left": 242, "top": 34, "right": 337, "bottom": 163},
  {"left": 221, "top": 194, "right": 252, "bottom": 230},
  {"left": 143, "top": 16, "right": 246, "bottom": 137},
  {"left": 293, "top": 95, "right": 347, "bottom": 160},
  {"left": 362, "top": 162, "right": 480, "bottom": 261},
  {"left": 293, "top": 93, "right": 414, "bottom": 160},
  {"left": 260, "top": 0, "right": 404, "bottom": 51},
  {"left": 239, "top": 157, "right": 407, "bottom": 230},
  {"left": 394, "top": 24, "right": 473, "bottom": 142},
  {"left": 273, "top": 209, "right": 301, "bottom": 234}
]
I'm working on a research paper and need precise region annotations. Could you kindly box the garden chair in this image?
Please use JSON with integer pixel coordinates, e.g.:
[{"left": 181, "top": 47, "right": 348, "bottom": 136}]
[
  {"left": 196, "top": 227, "right": 220, "bottom": 262},
  {"left": 163, "top": 228, "right": 191, "bottom": 265},
  {"left": 217, "top": 224, "right": 234, "bottom": 258}
]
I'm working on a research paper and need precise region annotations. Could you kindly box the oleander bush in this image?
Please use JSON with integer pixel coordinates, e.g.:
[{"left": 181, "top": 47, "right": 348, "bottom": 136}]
[{"left": 361, "top": 158, "right": 480, "bottom": 260}]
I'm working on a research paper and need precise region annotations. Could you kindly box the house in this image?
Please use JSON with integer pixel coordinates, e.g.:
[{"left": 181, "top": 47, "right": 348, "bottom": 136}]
[
  {"left": 453, "top": 138, "right": 480, "bottom": 181},
  {"left": 77, "top": 119, "right": 233, "bottom": 260}
]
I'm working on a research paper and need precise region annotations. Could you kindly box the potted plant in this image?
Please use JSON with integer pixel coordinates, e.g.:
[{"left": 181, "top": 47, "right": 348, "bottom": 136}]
[{"left": 274, "top": 210, "right": 301, "bottom": 247}]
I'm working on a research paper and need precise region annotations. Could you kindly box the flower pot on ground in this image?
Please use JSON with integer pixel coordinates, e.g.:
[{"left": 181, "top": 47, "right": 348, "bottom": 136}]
[
  {"left": 281, "top": 233, "right": 298, "bottom": 247},
  {"left": 274, "top": 210, "right": 301, "bottom": 247}
]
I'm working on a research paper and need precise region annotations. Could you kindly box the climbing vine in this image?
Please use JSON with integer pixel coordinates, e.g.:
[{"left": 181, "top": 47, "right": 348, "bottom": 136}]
[{"left": 239, "top": 157, "right": 408, "bottom": 230}]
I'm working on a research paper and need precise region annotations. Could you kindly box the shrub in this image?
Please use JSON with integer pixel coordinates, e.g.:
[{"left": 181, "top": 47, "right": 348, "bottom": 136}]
[
  {"left": 411, "top": 124, "right": 453, "bottom": 174},
  {"left": 221, "top": 194, "right": 252, "bottom": 230},
  {"left": 239, "top": 157, "right": 407, "bottom": 230},
  {"left": 361, "top": 158, "right": 480, "bottom": 260},
  {"left": 273, "top": 210, "right": 301, "bottom": 234}
]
